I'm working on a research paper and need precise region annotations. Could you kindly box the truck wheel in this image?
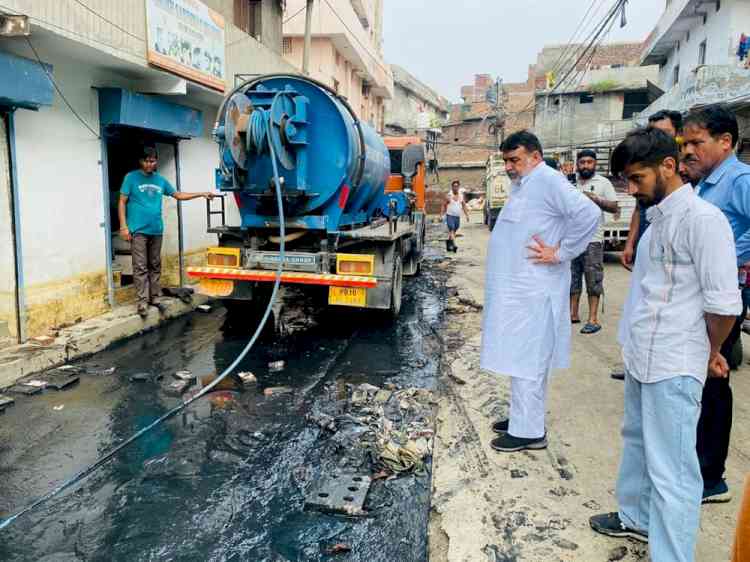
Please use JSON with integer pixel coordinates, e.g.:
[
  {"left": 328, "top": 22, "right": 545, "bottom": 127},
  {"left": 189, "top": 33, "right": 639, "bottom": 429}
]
[{"left": 389, "top": 256, "right": 403, "bottom": 318}]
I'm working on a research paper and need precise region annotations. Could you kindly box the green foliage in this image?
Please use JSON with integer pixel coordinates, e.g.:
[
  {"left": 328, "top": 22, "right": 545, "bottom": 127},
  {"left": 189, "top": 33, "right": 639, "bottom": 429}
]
[{"left": 588, "top": 80, "right": 621, "bottom": 93}]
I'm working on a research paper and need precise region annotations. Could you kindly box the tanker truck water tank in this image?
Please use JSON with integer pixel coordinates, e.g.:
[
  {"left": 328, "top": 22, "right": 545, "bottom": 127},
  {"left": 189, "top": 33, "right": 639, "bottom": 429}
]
[{"left": 215, "top": 75, "right": 390, "bottom": 232}]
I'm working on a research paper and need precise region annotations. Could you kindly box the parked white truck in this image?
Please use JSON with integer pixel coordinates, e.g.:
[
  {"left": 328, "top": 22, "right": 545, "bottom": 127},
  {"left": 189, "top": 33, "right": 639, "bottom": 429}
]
[
  {"left": 483, "top": 154, "right": 511, "bottom": 230},
  {"left": 483, "top": 152, "right": 634, "bottom": 249}
]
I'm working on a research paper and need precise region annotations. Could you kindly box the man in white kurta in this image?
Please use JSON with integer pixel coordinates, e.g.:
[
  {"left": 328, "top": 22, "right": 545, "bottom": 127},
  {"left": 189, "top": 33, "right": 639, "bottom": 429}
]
[{"left": 480, "top": 131, "right": 600, "bottom": 452}]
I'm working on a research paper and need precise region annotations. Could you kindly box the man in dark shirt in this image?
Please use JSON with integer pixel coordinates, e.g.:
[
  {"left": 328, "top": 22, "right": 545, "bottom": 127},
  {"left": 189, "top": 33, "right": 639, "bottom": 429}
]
[{"left": 621, "top": 110, "right": 683, "bottom": 270}]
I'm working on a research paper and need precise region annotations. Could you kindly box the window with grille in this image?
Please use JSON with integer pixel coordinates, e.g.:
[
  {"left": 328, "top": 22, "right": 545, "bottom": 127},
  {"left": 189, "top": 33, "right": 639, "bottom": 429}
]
[
  {"left": 282, "top": 37, "right": 292, "bottom": 54},
  {"left": 699, "top": 40, "right": 707, "bottom": 65},
  {"left": 235, "top": 0, "right": 261, "bottom": 38},
  {"left": 673, "top": 65, "right": 680, "bottom": 85}
]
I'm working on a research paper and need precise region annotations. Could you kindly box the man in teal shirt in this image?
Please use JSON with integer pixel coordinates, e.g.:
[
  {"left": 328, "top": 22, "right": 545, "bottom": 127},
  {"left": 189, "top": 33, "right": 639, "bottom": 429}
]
[{"left": 118, "top": 146, "right": 214, "bottom": 318}]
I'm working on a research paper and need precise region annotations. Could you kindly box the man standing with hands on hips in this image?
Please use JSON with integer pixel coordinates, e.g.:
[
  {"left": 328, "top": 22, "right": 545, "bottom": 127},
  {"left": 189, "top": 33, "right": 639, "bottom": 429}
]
[
  {"left": 481, "top": 131, "right": 600, "bottom": 452},
  {"left": 119, "top": 145, "right": 215, "bottom": 319}
]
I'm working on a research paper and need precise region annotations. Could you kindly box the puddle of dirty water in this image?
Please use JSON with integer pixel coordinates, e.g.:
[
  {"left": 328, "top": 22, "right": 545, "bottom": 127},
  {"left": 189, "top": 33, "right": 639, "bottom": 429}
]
[{"left": 0, "top": 245, "right": 447, "bottom": 562}]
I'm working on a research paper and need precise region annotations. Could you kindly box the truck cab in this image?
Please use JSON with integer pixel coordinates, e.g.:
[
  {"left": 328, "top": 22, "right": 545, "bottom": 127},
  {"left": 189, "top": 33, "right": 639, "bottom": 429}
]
[{"left": 383, "top": 136, "right": 427, "bottom": 212}]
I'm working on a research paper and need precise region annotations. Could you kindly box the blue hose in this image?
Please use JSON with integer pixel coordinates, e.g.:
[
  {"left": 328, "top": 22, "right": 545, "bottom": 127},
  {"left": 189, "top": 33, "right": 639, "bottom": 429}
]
[{"left": 0, "top": 107, "right": 287, "bottom": 532}]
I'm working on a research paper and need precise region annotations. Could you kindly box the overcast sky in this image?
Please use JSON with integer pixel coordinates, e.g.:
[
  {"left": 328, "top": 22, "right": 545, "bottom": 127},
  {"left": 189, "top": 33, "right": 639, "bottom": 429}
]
[{"left": 383, "top": 0, "right": 664, "bottom": 102}]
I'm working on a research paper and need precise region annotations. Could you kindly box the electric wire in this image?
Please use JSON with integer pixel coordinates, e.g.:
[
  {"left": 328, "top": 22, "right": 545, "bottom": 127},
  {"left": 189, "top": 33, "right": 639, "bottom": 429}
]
[
  {"left": 69, "top": 0, "right": 146, "bottom": 42},
  {"left": 24, "top": 36, "right": 101, "bottom": 140},
  {"left": 505, "top": 0, "right": 627, "bottom": 120},
  {"left": 0, "top": 100, "right": 287, "bottom": 532},
  {"left": 547, "top": 0, "right": 605, "bottom": 78},
  {"left": 0, "top": 3, "right": 143, "bottom": 61},
  {"left": 320, "top": 0, "right": 391, "bottom": 77}
]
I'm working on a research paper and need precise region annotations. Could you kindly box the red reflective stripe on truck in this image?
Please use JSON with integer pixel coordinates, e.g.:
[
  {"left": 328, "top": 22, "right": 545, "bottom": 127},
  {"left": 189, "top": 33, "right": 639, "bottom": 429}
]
[
  {"left": 338, "top": 185, "right": 350, "bottom": 209},
  {"left": 186, "top": 267, "right": 376, "bottom": 288}
]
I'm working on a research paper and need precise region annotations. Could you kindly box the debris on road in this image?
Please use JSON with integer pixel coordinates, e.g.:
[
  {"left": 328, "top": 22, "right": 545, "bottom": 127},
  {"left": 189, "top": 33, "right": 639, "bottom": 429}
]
[
  {"left": 173, "top": 370, "right": 195, "bottom": 382},
  {"left": 8, "top": 384, "right": 43, "bottom": 396},
  {"left": 264, "top": 386, "right": 293, "bottom": 396},
  {"left": 30, "top": 335, "right": 56, "bottom": 346},
  {"left": 196, "top": 304, "right": 212, "bottom": 313},
  {"left": 84, "top": 366, "right": 116, "bottom": 376},
  {"left": 21, "top": 379, "right": 48, "bottom": 389},
  {"left": 268, "top": 360, "right": 285, "bottom": 372},
  {"left": 162, "top": 286, "right": 194, "bottom": 304},
  {"left": 305, "top": 473, "right": 372, "bottom": 516},
  {"left": 53, "top": 404, "right": 64, "bottom": 411},
  {"left": 164, "top": 379, "right": 193, "bottom": 396},
  {"left": 43, "top": 372, "right": 80, "bottom": 390},
  {"left": 236, "top": 371, "right": 257, "bottom": 386},
  {"left": 325, "top": 543, "right": 352, "bottom": 555},
  {"left": 130, "top": 372, "right": 161, "bottom": 383},
  {"left": 305, "top": 382, "right": 436, "bottom": 479},
  {"left": 0, "top": 395, "right": 15, "bottom": 410},
  {"left": 200, "top": 373, "right": 241, "bottom": 391}
]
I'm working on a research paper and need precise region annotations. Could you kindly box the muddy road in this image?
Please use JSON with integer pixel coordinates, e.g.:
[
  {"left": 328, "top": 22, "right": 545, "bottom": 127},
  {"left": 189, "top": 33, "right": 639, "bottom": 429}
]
[{"left": 0, "top": 248, "right": 447, "bottom": 562}]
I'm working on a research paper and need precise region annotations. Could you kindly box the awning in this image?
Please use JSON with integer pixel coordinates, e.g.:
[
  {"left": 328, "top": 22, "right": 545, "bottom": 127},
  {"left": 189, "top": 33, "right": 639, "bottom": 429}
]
[
  {"left": 0, "top": 51, "right": 54, "bottom": 110},
  {"left": 97, "top": 88, "right": 203, "bottom": 139}
]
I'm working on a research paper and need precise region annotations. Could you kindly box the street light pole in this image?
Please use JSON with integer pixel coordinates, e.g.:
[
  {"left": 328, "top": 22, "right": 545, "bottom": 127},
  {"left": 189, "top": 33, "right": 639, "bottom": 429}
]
[{"left": 303, "top": 0, "right": 314, "bottom": 76}]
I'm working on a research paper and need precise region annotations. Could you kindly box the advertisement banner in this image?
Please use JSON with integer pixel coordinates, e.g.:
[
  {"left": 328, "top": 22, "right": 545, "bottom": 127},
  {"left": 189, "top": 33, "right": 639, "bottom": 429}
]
[{"left": 145, "top": 0, "right": 226, "bottom": 92}]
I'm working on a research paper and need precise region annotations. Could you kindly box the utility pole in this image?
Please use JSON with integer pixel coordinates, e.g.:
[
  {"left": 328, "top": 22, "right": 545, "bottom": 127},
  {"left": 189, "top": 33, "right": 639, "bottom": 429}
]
[
  {"left": 493, "top": 77, "right": 506, "bottom": 150},
  {"left": 303, "top": 0, "right": 314, "bottom": 76}
]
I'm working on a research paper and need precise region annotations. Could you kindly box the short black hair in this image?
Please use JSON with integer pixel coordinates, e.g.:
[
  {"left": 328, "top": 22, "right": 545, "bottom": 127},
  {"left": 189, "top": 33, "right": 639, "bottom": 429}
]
[
  {"left": 501, "top": 130, "right": 543, "bottom": 156},
  {"left": 576, "top": 149, "right": 597, "bottom": 162},
  {"left": 611, "top": 127, "right": 679, "bottom": 176},
  {"left": 684, "top": 105, "right": 739, "bottom": 148},
  {"left": 543, "top": 157, "right": 559, "bottom": 170},
  {"left": 451, "top": 179, "right": 460, "bottom": 187},
  {"left": 648, "top": 110, "right": 683, "bottom": 132},
  {"left": 140, "top": 145, "right": 158, "bottom": 160}
]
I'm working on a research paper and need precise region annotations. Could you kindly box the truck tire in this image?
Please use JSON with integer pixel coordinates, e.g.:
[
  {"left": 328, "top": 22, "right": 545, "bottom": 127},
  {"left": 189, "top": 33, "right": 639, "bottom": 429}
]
[{"left": 389, "top": 254, "right": 403, "bottom": 318}]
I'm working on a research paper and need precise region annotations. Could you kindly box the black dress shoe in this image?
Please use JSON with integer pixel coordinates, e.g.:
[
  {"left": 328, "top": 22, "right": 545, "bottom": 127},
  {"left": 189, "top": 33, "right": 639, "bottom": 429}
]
[
  {"left": 492, "top": 419, "right": 509, "bottom": 434},
  {"left": 491, "top": 432, "right": 547, "bottom": 452}
]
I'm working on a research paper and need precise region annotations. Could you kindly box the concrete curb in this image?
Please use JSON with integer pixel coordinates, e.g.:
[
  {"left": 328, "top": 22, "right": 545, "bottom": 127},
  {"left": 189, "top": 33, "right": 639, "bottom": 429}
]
[{"left": 0, "top": 296, "right": 210, "bottom": 389}]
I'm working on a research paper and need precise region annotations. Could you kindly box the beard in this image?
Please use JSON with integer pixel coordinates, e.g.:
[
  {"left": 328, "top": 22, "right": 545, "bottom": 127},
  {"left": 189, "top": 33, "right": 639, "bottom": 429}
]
[
  {"left": 578, "top": 168, "right": 595, "bottom": 179},
  {"left": 638, "top": 175, "right": 668, "bottom": 208}
]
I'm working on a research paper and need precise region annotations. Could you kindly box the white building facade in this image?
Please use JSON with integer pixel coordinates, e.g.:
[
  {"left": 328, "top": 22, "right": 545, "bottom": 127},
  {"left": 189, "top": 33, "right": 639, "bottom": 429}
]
[{"left": 641, "top": 0, "right": 750, "bottom": 114}]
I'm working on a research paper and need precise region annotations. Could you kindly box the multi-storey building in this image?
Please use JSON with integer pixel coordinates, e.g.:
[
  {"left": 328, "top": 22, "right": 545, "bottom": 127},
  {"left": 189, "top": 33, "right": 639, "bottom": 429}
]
[{"left": 282, "top": 0, "right": 393, "bottom": 131}]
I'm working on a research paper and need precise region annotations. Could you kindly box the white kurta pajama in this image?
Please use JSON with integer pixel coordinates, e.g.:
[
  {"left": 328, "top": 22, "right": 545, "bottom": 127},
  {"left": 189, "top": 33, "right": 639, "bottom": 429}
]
[{"left": 480, "top": 163, "right": 600, "bottom": 438}]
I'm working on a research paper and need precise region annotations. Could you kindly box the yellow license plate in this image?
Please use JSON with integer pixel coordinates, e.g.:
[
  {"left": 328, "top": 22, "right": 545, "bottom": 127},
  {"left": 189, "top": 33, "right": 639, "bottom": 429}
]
[
  {"left": 328, "top": 286, "right": 367, "bottom": 307},
  {"left": 199, "top": 278, "right": 234, "bottom": 297}
]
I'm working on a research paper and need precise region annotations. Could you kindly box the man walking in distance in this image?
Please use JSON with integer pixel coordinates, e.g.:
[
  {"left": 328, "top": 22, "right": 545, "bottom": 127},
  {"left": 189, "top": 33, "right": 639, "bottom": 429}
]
[
  {"left": 682, "top": 105, "right": 750, "bottom": 503},
  {"left": 442, "top": 179, "right": 469, "bottom": 253},
  {"left": 119, "top": 146, "right": 214, "bottom": 318},
  {"left": 621, "top": 110, "right": 683, "bottom": 270},
  {"left": 570, "top": 149, "right": 619, "bottom": 334},
  {"left": 481, "top": 131, "right": 599, "bottom": 452},
  {"left": 590, "top": 128, "right": 740, "bottom": 561}
]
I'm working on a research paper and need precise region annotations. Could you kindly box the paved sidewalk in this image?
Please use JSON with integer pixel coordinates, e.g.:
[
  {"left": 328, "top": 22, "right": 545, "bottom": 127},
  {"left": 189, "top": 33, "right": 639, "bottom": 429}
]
[
  {"left": 429, "top": 220, "right": 748, "bottom": 562},
  {"left": 0, "top": 295, "right": 208, "bottom": 388}
]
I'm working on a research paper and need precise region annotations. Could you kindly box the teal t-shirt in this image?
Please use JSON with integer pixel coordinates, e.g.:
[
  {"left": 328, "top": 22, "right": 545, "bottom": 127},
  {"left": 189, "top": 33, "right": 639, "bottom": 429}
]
[{"left": 120, "top": 170, "right": 176, "bottom": 235}]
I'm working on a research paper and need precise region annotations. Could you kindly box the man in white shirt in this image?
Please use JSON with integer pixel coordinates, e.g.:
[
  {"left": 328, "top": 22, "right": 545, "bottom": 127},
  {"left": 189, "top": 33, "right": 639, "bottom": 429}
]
[
  {"left": 590, "top": 128, "right": 741, "bottom": 562},
  {"left": 570, "top": 149, "right": 619, "bottom": 334},
  {"left": 480, "top": 131, "right": 600, "bottom": 452}
]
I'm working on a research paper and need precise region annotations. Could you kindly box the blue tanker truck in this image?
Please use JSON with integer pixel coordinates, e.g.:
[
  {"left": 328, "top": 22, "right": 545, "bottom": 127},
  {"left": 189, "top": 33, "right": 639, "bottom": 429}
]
[{"left": 186, "top": 74, "right": 427, "bottom": 318}]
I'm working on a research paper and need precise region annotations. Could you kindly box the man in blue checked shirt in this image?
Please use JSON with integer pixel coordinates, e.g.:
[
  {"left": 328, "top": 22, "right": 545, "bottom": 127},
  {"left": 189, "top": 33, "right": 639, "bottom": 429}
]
[{"left": 682, "top": 105, "right": 750, "bottom": 505}]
